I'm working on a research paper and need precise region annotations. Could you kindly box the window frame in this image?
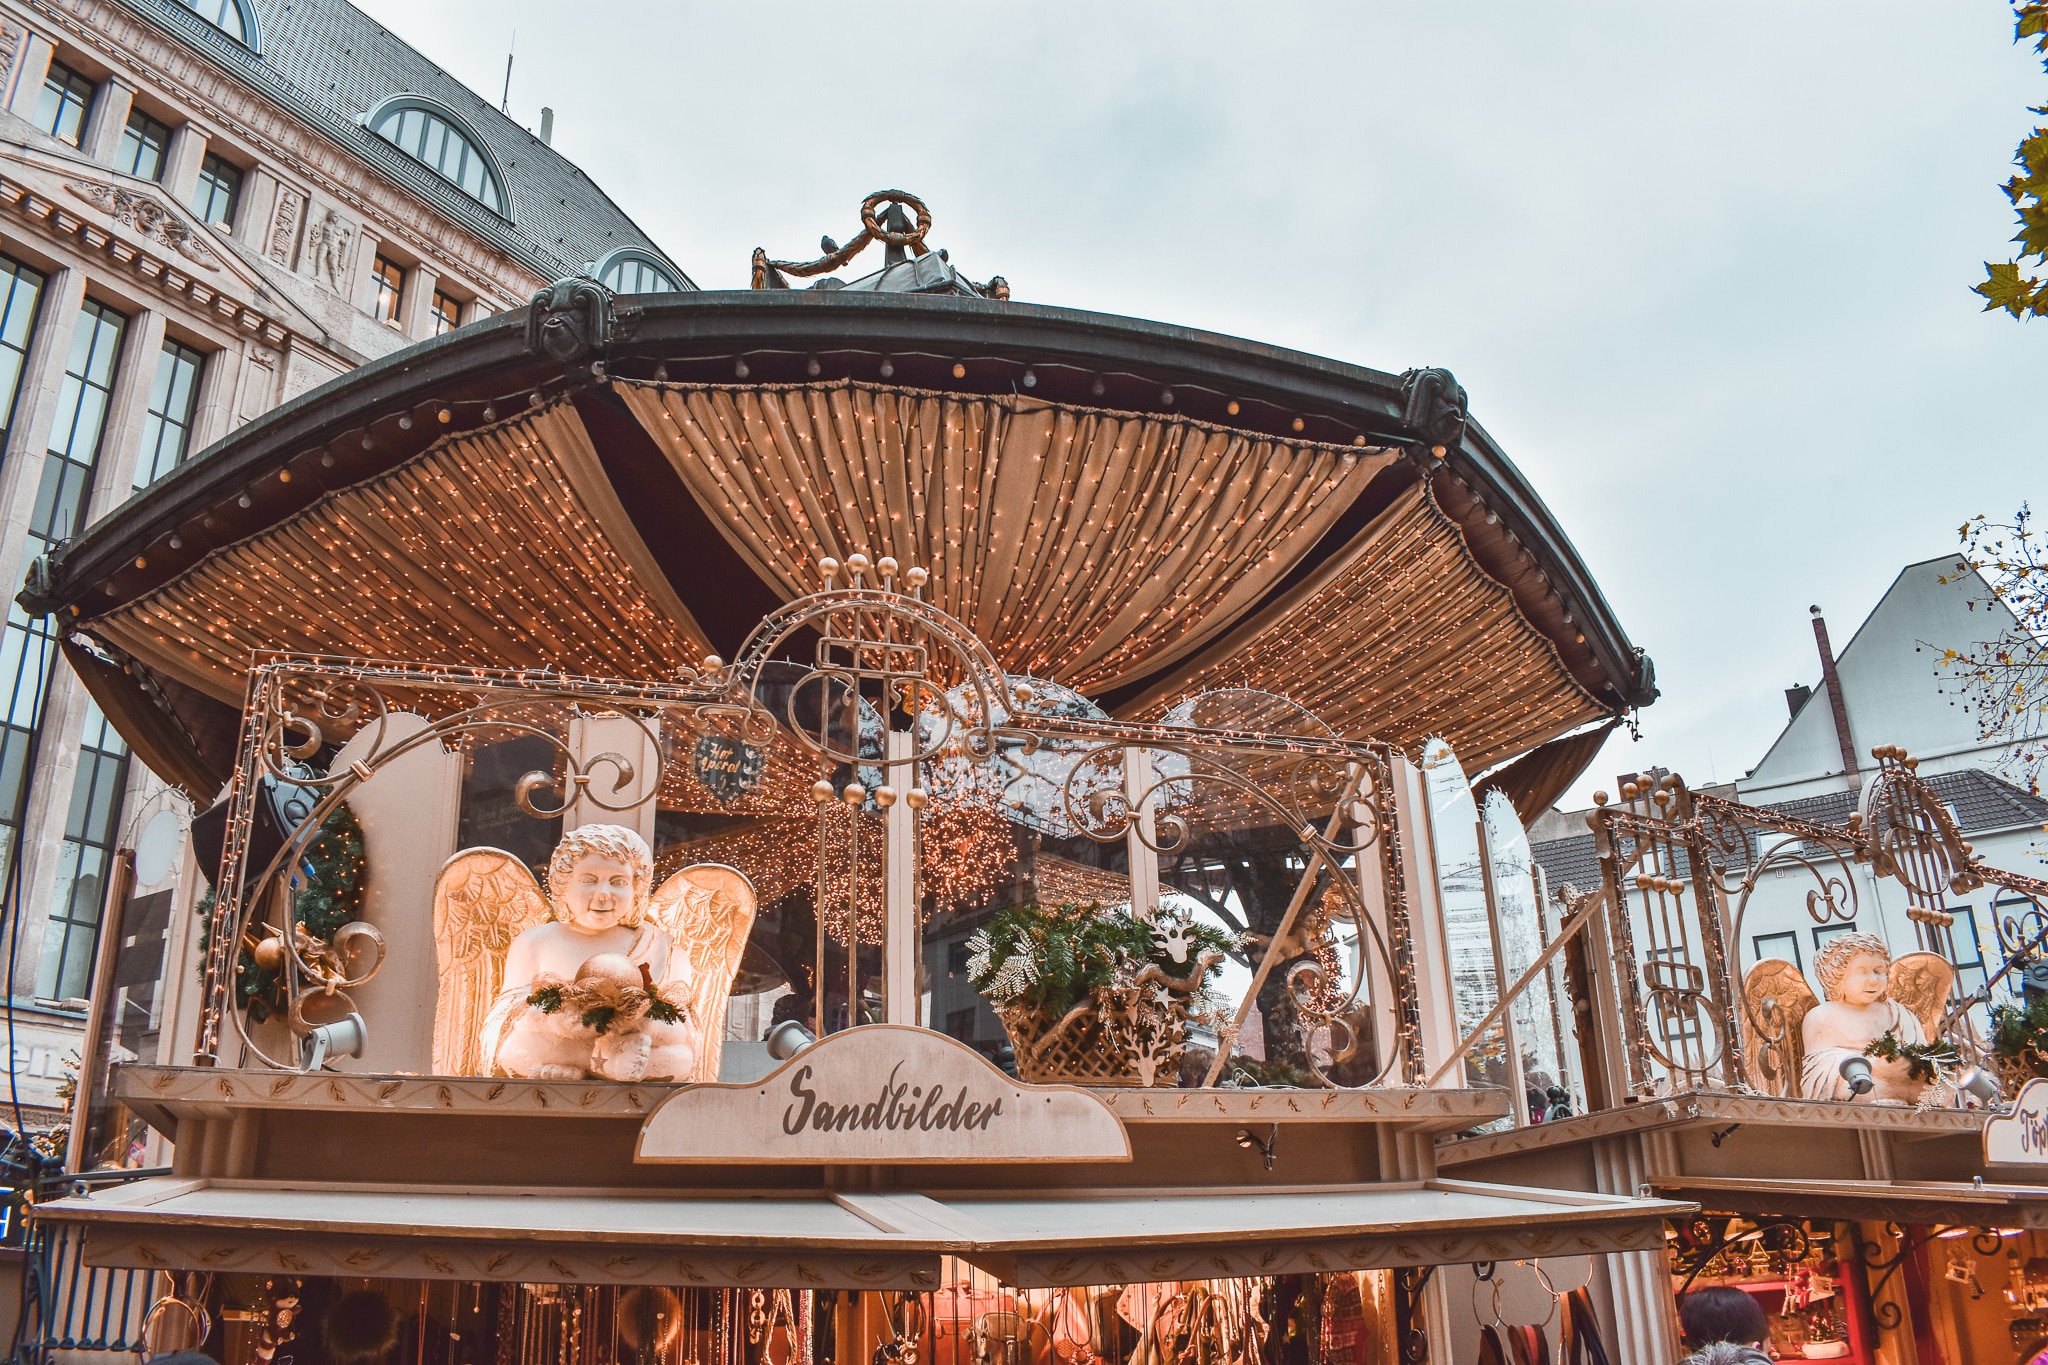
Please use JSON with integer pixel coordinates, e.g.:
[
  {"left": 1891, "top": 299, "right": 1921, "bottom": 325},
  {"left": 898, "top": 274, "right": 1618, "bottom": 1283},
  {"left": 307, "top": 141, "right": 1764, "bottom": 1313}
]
[
  {"left": 370, "top": 256, "right": 404, "bottom": 325},
  {"left": 594, "top": 248, "right": 685, "bottom": 294},
  {"left": 362, "top": 95, "right": 509, "bottom": 218},
  {"left": 192, "top": 152, "right": 243, "bottom": 227},
  {"left": 179, "top": 0, "right": 260, "bottom": 49},
  {"left": 35, "top": 61, "right": 95, "bottom": 147},
  {"left": 428, "top": 288, "right": 461, "bottom": 337},
  {"left": 135, "top": 337, "right": 206, "bottom": 489},
  {"left": 116, "top": 108, "right": 174, "bottom": 182}
]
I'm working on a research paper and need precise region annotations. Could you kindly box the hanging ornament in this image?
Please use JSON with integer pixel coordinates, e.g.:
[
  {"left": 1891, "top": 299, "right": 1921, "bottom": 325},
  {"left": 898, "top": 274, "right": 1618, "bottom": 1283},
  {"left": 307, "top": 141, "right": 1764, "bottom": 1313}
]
[{"left": 693, "top": 732, "right": 767, "bottom": 805}]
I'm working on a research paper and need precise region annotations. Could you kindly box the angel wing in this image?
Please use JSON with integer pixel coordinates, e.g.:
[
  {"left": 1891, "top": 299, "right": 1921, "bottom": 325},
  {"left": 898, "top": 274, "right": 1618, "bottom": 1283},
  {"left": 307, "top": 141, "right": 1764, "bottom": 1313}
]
[
  {"left": 647, "top": 863, "right": 759, "bottom": 1083},
  {"left": 432, "top": 848, "right": 548, "bottom": 1076},
  {"left": 1742, "top": 957, "right": 1819, "bottom": 1097},
  {"left": 1886, "top": 951, "right": 1957, "bottom": 1042}
]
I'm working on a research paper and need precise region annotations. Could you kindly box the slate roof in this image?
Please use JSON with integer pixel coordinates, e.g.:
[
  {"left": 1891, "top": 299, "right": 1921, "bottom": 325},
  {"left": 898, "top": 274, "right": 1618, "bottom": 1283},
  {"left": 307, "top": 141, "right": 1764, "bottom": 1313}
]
[
  {"left": 116, "top": 0, "right": 690, "bottom": 287},
  {"left": 1530, "top": 768, "right": 2048, "bottom": 898}
]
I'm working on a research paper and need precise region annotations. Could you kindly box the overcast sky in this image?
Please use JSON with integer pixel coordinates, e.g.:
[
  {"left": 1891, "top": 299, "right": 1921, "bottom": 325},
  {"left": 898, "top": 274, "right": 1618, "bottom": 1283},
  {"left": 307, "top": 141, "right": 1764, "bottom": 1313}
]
[{"left": 355, "top": 1, "right": 2048, "bottom": 808}]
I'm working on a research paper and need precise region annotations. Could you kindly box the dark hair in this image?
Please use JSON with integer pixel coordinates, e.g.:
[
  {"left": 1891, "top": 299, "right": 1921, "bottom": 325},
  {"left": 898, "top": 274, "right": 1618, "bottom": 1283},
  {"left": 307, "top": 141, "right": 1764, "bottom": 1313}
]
[{"left": 1679, "top": 1286, "right": 1768, "bottom": 1347}]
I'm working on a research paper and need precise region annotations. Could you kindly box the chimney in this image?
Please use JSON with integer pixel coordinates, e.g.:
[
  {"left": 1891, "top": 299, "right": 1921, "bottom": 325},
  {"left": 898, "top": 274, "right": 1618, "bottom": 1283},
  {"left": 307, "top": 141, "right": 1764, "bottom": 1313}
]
[
  {"left": 1783, "top": 684, "right": 1812, "bottom": 719},
  {"left": 540, "top": 107, "right": 554, "bottom": 146},
  {"left": 1809, "top": 606, "right": 1860, "bottom": 786}
]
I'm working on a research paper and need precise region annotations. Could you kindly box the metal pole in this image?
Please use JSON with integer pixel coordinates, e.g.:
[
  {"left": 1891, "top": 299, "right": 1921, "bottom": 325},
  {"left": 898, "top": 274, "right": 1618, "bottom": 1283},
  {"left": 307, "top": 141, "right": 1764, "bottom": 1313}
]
[
  {"left": 883, "top": 729, "right": 918, "bottom": 1024},
  {"left": 65, "top": 848, "right": 136, "bottom": 1174}
]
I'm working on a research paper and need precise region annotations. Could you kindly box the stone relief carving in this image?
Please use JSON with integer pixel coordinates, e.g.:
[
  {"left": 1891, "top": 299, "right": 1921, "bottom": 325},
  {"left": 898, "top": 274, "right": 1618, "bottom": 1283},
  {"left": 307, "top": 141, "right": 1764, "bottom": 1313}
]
[
  {"left": 0, "top": 24, "right": 22, "bottom": 97},
  {"left": 268, "top": 185, "right": 305, "bottom": 268},
  {"left": 305, "top": 205, "right": 354, "bottom": 294},
  {"left": 63, "top": 180, "right": 220, "bottom": 269}
]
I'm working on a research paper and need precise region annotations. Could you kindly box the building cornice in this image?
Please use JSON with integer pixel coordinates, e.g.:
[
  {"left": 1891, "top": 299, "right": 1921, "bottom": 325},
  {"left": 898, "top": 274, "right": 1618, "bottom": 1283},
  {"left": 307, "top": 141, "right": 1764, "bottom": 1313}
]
[{"left": 9, "top": 0, "right": 542, "bottom": 307}]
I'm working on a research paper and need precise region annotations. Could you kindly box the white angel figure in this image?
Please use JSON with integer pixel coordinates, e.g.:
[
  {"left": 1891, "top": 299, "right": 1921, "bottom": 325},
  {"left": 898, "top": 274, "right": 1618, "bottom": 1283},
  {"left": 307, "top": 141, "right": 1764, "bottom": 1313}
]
[
  {"left": 1742, "top": 931, "right": 1954, "bottom": 1104},
  {"left": 431, "top": 824, "right": 757, "bottom": 1083}
]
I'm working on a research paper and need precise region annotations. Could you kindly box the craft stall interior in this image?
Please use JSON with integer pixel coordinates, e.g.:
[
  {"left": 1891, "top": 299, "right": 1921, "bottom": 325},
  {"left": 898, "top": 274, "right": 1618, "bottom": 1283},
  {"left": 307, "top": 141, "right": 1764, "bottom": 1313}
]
[{"left": 115, "top": 1261, "right": 1441, "bottom": 1365}]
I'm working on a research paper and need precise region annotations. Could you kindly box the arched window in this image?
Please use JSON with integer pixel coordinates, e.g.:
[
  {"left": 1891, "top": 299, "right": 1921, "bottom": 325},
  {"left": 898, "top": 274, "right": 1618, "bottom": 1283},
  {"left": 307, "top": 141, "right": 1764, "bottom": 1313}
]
[
  {"left": 366, "top": 97, "right": 506, "bottom": 215},
  {"left": 596, "top": 249, "right": 683, "bottom": 294},
  {"left": 181, "top": 0, "right": 257, "bottom": 47}
]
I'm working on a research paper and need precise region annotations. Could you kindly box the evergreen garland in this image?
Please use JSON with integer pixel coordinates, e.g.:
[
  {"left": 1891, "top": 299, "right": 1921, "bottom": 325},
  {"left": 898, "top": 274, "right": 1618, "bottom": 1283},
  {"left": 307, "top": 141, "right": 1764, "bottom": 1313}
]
[
  {"left": 1992, "top": 993, "right": 2048, "bottom": 1078},
  {"left": 204, "top": 801, "right": 369, "bottom": 1023},
  {"left": 965, "top": 901, "right": 1234, "bottom": 1017}
]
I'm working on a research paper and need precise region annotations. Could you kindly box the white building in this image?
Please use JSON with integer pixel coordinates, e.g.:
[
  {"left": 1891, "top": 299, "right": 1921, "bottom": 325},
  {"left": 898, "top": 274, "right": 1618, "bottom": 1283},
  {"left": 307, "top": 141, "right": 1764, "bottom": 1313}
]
[{"left": 0, "top": 0, "right": 689, "bottom": 1123}]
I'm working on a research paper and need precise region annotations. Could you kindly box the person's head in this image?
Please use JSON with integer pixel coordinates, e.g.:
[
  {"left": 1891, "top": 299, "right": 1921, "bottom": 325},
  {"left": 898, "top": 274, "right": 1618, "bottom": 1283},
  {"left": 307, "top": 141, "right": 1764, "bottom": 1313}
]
[
  {"left": 546, "top": 823, "right": 652, "bottom": 932},
  {"left": 1680, "top": 1285, "right": 1769, "bottom": 1349},
  {"left": 1814, "top": 931, "right": 1893, "bottom": 1006}
]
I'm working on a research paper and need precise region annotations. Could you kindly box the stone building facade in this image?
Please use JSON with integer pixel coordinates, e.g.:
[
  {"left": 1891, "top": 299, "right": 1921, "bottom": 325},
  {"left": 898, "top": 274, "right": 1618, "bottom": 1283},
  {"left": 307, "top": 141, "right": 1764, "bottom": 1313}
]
[{"left": 0, "top": 0, "right": 687, "bottom": 1120}]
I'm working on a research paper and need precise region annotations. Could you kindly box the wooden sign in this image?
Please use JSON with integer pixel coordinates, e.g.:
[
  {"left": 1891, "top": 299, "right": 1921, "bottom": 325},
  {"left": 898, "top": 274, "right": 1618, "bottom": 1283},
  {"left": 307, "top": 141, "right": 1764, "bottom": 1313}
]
[
  {"left": 636, "top": 1026, "right": 1131, "bottom": 1164},
  {"left": 692, "top": 733, "right": 765, "bottom": 805},
  {"left": 1984, "top": 1077, "right": 2048, "bottom": 1165}
]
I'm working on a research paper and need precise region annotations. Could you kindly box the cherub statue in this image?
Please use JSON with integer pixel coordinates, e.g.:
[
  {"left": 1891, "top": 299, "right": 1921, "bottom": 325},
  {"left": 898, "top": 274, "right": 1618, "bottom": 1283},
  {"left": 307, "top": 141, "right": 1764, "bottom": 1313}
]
[
  {"left": 430, "top": 824, "right": 758, "bottom": 1083},
  {"left": 1742, "top": 931, "right": 1954, "bottom": 1104}
]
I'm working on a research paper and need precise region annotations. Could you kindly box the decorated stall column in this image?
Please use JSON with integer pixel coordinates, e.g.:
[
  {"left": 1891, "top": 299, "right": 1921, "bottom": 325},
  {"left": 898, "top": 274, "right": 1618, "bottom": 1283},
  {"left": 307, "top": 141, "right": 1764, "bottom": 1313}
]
[{"left": 330, "top": 712, "right": 461, "bottom": 1073}]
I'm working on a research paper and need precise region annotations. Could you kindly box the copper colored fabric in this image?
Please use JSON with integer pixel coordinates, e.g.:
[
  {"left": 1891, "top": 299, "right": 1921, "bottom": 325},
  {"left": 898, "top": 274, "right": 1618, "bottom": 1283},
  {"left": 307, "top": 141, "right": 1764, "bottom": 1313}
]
[
  {"left": 59, "top": 637, "right": 229, "bottom": 801},
  {"left": 1122, "top": 484, "right": 1609, "bottom": 774},
  {"left": 86, "top": 402, "right": 715, "bottom": 703},
  {"left": 614, "top": 379, "right": 1398, "bottom": 692}
]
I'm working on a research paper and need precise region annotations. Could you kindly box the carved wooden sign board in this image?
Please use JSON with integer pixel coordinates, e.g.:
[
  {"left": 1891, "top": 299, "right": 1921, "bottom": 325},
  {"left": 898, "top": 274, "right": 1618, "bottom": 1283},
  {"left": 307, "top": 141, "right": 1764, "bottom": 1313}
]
[
  {"left": 1984, "top": 1078, "right": 2048, "bottom": 1166},
  {"left": 637, "top": 1025, "right": 1132, "bottom": 1164}
]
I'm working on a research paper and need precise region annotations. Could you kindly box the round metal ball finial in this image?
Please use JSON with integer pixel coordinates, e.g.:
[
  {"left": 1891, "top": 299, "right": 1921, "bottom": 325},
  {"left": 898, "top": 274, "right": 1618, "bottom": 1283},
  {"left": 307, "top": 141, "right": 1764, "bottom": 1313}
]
[
  {"left": 811, "top": 779, "right": 836, "bottom": 804},
  {"left": 818, "top": 556, "right": 840, "bottom": 583},
  {"left": 846, "top": 552, "right": 871, "bottom": 577},
  {"left": 877, "top": 556, "right": 899, "bottom": 579},
  {"left": 702, "top": 655, "right": 724, "bottom": 674},
  {"left": 874, "top": 785, "right": 898, "bottom": 808},
  {"left": 843, "top": 782, "right": 867, "bottom": 806},
  {"left": 252, "top": 935, "right": 285, "bottom": 972},
  {"left": 904, "top": 567, "right": 928, "bottom": 589},
  {"left": 1013, "top": 682, "right": 1035, "bottom": 707},
  {"left": 905, "top": 788, "right": 929, "bottom": 810}
]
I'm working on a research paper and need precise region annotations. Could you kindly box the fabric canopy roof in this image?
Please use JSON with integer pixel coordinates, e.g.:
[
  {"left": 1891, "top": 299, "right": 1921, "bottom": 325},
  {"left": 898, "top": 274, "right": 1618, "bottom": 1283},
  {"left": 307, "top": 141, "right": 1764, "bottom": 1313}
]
[{"left": 42, "top": 1175, "right": 1688, "bottom": 1288}]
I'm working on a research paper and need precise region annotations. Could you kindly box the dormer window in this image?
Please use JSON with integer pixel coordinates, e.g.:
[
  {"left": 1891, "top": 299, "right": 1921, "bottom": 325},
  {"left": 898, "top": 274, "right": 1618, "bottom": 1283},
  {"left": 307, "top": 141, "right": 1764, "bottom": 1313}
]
[
  {"left": 367, "top": 97, "right": 506, "bottom": 215},
  {"left": 595, "top": 249, "right": 683, "bottom": 294},
  {"left": 181, "top": 0, "right": 255, "bottom": 47}
]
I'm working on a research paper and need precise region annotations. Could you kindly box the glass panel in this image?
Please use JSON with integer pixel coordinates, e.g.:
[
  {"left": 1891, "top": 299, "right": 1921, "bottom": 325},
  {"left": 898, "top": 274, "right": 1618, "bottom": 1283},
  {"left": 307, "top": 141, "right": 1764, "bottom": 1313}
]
[
  {"left": 1423, "top": 738, "right": 1509, "bottom": 1107},
  {"left": 135, "top": 340, "right": 204, "bottom": 487},
  {"left": 36, "top": 64, "right": 93, "bottom": 146},
  {"left": 1483, "top": 788, "right": 1585, "bottom": 1122},
  {"left": 372, "top": 103, "right": 503, "bottom": 212},
  {"left": 0, "top": 256, "right": 44, "bottom": 446}
]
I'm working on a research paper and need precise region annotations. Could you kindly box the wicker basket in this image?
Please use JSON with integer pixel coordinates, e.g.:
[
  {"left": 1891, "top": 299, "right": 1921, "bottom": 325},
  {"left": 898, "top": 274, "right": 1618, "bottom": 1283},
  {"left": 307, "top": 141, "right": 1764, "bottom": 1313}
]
[{"left": 997, "top": 954, "right": 1218, "bottom": 1087}]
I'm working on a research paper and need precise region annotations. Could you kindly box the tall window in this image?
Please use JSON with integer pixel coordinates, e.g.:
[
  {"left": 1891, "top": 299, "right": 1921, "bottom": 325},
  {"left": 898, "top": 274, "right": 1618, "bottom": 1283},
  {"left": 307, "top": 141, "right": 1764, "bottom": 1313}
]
[
  {"left": 180, "top": 0, "right": 249, "bottom": 45},
  {"left": 35, "top": 703, "right": 130, "bottom": 1001},
  {"left": 0, "top": 257, "right": 46, "bottom": 449},
  {"left": 370, "top": 256, "right": 403, "bottom": 324},
  {"left": 135, "top": 340, "right": 204, "bottom": 488},
  {"left": 35, "top": 299, "right": 126, "bottom": 546},
  {"left": 192, "top": 153, "right": 242, "bottom": 226},
  {"left": 34, "top": 62, "right": 94, "bottom": 147},
  {"left": 368, "top": 101, "right": 504, "bottom": 213},
  {"left": 115, "top": 110, "right": 172, "bottom": 181},
  {"left": 429, "top": 289, "right": 460, "bottom": 336},
  {"left": 0, "top": 299, "right": 125, "bottom": 898}
]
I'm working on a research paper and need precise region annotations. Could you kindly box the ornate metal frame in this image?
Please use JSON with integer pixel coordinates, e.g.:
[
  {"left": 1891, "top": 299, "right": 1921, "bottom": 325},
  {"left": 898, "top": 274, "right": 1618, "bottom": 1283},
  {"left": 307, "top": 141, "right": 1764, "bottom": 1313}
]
[
  {"left": 1569, "top": 752, "right": 2048, "bottom": 1100},
  {"left": 199, "top": 563, "right": 1426, "bottom": 1085}
]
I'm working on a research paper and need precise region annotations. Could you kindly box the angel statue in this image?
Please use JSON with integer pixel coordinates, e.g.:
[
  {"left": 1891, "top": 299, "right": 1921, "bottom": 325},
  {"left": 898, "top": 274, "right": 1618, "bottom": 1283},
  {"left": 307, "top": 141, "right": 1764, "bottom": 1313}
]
[
  {"left": 431, "top": 824, "right": 757, "bottom": 1083},
  {"left": 1742, "top": 931, "right": 1954, "bottom": 1104}
]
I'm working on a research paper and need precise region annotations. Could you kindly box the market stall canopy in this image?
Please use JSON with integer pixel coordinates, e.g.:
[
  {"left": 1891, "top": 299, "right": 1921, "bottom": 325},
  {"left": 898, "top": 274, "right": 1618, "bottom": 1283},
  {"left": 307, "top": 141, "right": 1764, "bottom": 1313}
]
[
  {"left": 38, "top": 1175, "right": 1690, "bottom": 1289},
  {"left": 25, "top": 218, "right": 1654, "bottom": 795}
]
